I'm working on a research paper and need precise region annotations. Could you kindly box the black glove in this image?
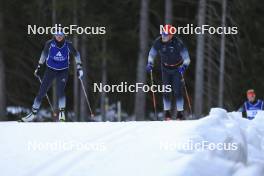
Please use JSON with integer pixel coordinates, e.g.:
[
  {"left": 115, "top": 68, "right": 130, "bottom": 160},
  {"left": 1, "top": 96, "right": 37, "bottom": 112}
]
[{"left": 34, "top": 64, "right": 42, "bottom": 78}]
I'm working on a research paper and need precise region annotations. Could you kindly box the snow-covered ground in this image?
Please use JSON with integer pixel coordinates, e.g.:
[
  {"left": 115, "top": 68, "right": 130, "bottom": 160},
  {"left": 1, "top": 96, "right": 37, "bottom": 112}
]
[{"left": 0, "top": 108, "right": 263, "bottom": 176}]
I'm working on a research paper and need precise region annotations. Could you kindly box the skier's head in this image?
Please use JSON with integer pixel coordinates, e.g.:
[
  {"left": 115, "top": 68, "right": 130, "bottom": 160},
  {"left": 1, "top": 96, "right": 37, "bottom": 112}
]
[
  {"left": 161, "top": 24, "right": 174, "bottom": 42},
  {"left": 54, "top": 31, "right": 65, "bottom": 42},
  {"left": 247, "top": 89, "right": 256, "bottom": 102}
]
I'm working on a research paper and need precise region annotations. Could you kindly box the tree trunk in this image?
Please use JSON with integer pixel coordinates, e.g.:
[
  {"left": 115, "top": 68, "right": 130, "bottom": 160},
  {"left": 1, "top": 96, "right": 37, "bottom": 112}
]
[
  {"left": 164, "top": 0, "right": 175, "bottom": 116},
  {"left": 0, "top": 10, "right": 6, "bottom": 120},
  {"left": 0, "top": 56, "right": 5, "bottom": 120},
  {"left": 79, "top": 0, "right": 88, "bottom": 121},
  {"left": 194, "top": 0, "right": 206, "bottom": 117},
  {"left": 79, "top": 34, "right": 88, "bottom": 121},
  {"left": 165, "top": 0, "right": 173, "bottom": 24},
  {"left": 207, "top": 1, "right": 213, "bottom": 110},
  {"left": 218, "top": 0, "right": 227, "bottom": 107},
  {"left": 73, "top": 0, "right": 80, "bottom": 120},
  {"left": 134, "top": 0, "right": 149, "bottom": 121},
  {"left": 52, "top": 0, "right": 58, "bottom": 111},
  {"left": 101, "top": 39, "right": 107, "bottom": 121}
]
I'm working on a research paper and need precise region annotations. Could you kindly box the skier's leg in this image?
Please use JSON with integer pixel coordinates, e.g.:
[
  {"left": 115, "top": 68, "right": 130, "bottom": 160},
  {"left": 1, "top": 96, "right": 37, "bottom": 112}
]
[
  {"left": 162, "top": 69, "right": 172, "bottom": 120},
  {"left": 23, "top": 68, "right": 56, "bottom": 122},
  {"left": 32, "top": 68, "right": 56, "bottom": 111},
  {"left": 172, "top": 71, "right": 184, "bottom": 119},
  {"left": 56, "top": 69, "right": 68, "bottom": 121}
]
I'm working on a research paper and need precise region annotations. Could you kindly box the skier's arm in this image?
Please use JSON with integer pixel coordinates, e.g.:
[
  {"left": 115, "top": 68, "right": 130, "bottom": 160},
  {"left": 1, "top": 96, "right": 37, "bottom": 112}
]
[
  {"left": 68, "top": 41, "right": 83, "bottom": 79},
  {"left": 179, "top": 40, "right": 190, "bottom": 66},
  {"left": 68, "top": 42, "right": 82, "bottom": 66},
  {"left": 177, "top": 39, "right": 190, "bottom": 74},
  {"left": 38, "top": 40, "right": 52, "bottom": 65},
  {"left": 147, "top": 47, "right": 158, "bottom": 65},
  {"left": 34, "top": 40, "right": 52, "bottom": 77},
  {"left": 238, "top": 103, "right": 246, "bottom": 112},
  {"left": 146, "top": 47, "right": 158, "bottom": 73},
  {"left": 146, "top": 37, "right": 161, "bottom": 72},
  {"left": 147, "top": 37, "right": 160, "bottom": 65},
  {"left": 180, "top": 47, "right": 190, "bottom": 66},
  {"left": 238, "top": 103, "right": 248, "bottom": 118}
]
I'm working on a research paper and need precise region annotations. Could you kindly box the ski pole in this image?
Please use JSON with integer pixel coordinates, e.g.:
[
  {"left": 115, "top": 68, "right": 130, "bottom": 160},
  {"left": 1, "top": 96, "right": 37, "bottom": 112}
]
[
  {"left": 150, "top": 70, "right": 157, "bottom": 120},
  {"left": 79, "top": 78, "right": 94, "bottom": 117},
  {"left": 36, "top": 75, "right": 55, "bottom": 114},
  {"left": 180, "top": 73, "right": 193, "bottom": 119}
]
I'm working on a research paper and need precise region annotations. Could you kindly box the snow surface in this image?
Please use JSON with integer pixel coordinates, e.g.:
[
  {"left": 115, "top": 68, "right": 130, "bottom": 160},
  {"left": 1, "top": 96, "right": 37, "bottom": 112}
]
[{"left": 0, "top": 108, "right": 264, "bottom": 176}]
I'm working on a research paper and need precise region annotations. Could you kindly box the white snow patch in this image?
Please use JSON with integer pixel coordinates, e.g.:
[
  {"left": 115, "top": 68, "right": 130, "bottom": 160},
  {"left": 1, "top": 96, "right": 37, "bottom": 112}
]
[{"left": 0, "top": 108, "right": 263, "bottom": 176}]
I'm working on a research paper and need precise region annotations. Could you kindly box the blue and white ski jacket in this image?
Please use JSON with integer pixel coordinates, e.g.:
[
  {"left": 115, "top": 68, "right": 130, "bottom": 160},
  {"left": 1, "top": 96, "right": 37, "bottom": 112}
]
[
  {"left": 239, "top": 99, "right": 264, "bottom": 120},
  {"left": 39, "top": 39, "right": 81, "bottom": 70}
]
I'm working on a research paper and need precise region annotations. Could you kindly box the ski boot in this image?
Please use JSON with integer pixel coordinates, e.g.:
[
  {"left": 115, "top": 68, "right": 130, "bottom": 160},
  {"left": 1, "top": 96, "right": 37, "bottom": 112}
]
[
  {"left": 164, "top": 110, "right": 172, "bottom": 121},
  {"left": 21, "top": 109, "right": 38, "bottom": 122},
  {"left": 176, "top": 111, "right": 185, "bottom": 120},
  {"left": 59, "top": 108, "right": 66, "bottom": 122}
]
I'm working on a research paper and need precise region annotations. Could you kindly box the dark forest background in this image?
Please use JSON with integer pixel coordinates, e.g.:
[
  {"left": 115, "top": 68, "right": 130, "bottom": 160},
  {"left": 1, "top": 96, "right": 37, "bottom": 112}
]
[{"left": 0, "top": 0, "right": 263, "bottom": 121}]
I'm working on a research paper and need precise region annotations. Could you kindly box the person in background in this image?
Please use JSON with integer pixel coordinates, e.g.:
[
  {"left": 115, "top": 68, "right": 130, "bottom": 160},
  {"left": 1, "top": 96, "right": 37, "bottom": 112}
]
[
  {"left": 238, "top": 89, "right": 264, "bottom": 120},
  {"left": 146, "top": 24, "right": 191, "bottom": 120}
]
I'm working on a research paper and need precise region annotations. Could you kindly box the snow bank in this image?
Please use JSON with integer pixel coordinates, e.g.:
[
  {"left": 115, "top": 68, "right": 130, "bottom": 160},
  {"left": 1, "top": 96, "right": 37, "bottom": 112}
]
[{"left": 0, "top": 108, "right": 263, "bottom": 176}]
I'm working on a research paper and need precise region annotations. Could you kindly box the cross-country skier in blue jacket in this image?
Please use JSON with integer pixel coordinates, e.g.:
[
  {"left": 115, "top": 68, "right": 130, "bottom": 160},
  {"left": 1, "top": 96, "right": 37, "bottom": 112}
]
[
  {"left": 146, "top": 24, "right": 190, "bottom": 120},
  {"left": 22, "top": 31, "right": 84, "bottom": 122},
  {"left": 238, "top": 89, "right": 264, "bottom": 120}
]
